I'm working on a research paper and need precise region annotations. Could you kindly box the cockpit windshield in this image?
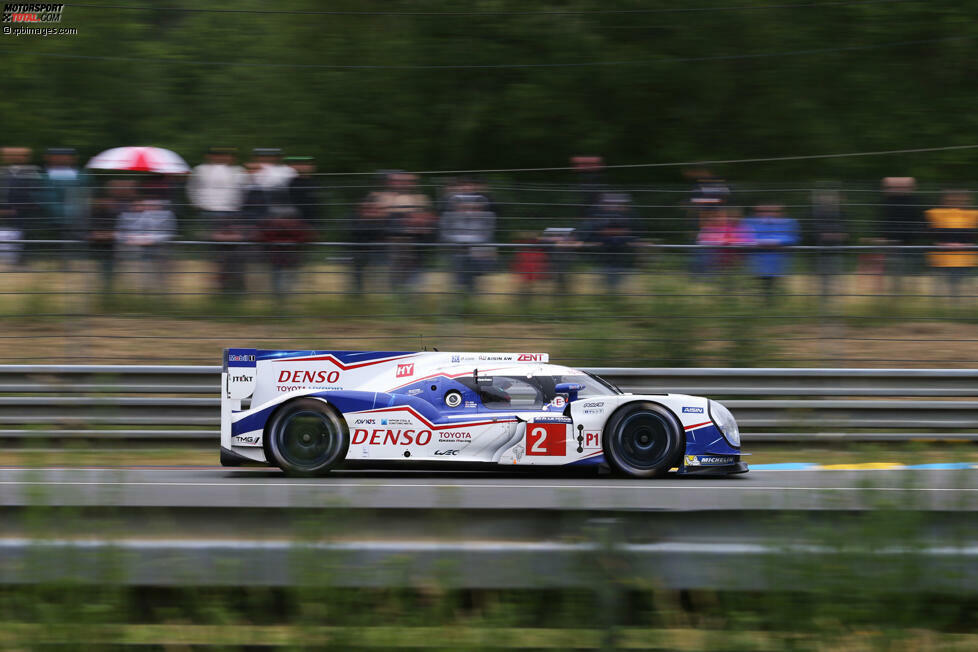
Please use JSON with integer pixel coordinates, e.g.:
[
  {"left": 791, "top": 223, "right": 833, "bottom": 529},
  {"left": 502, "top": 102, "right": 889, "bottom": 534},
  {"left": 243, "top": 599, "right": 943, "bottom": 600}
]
[{"left": 458, "top": 373, "right": 620, "bottom": 410}]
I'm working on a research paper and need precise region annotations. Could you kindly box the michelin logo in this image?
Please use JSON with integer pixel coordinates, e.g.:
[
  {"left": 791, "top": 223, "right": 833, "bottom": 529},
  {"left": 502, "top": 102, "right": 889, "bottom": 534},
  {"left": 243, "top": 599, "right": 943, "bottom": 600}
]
[
  {"left": 682, "top": 407, "right": 704, "bottom": 414},
  {"left": 685, "top": 454, "right": 734, "bottom": 466}
]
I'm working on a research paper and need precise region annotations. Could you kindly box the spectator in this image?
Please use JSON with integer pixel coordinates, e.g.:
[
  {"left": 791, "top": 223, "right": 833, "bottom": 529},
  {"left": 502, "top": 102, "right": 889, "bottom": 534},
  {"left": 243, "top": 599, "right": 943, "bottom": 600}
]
[
  {"left": 440, "top": 176, "right": 494, "bottom": 215},
  {"left": 511, "top": 230, "right": 549, "bottom": 304},
  {"left": 879, "top": 177, "right": 925, "bottom": 295},
  {"left": 741, "top": 204, "right": 799, "bottom": 304},
  {"left": 685, "top": 167, "right": 731, "bottom": 236},
  {"left": 210, "top": 210, "right": 253, "bottom": 296},
  {"left": 187, "top": 147, "right": 247, "bottom": 238},
  {"left": 925, "top": 190, "right": 978, "bottom": 302},
  {"left": 86, "top": 180, "right": 134, "bottom": 295},
  {"left": 0, "top": 212, "right": 21, "bottom": 268},
  {"left": 572, "top": 155, "right": 607, "bottom": 218},
  {"left": 687, "top": 168, "right": 731, "bottom": 212},
  {"left": 694, "top": 207, "right": 747, "bottom": 280},
  {"left": 468, "top": 175, "right": 501, "bottom": 216},
  {"left": 285, "top": 156, "right": 322, "bottom": 228},
  {"left": 377, "top": 172, "right": 435, "bottom": 292},
  {"left": 349, "top": 192, "right": 388, "bottom": 295},
  {"left": 41, "top": 147, "right": 88, "bottom": 265},
  {"left": 440, "top": 193, "right": 496, "bottom": 294},
  {"left": 810, "top": 187, "right": 848, "bottom": 301},
  {"left": 141, "top": 173, "right": 182, "bottom": 214},
  {"left": 116, "top": 198, "right": 176, "bottom": 294},
  {"left": 258, "top": 205, "right": 314, "bottom": 302},
  {"left": 539, "top": 227, "right": 579, "bottom": 295},
  {"left": 188, "top": 147, "right": 250, "bottom": 294},
  {"left": 0, "top": 147, "right": 41, "bottom": 265},
  {"left": 250, "top": 148, "right": 296, "bottom": 206},
  {"left": 241, "top": 160, "right": 270, "bottom": 223},
  {"left": 582, "top": 192, "right": 637, "bottom": 292}
]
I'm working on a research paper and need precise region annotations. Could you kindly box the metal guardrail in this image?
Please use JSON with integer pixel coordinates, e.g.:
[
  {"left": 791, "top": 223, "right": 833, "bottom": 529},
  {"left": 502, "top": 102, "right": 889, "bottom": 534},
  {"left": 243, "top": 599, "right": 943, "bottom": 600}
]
[
  {"left": 0, "top": 365, "right": 975, "bottom": 444},
  {"left": 4, "top": 537, "right": 976, "bottom": 590},
  {"left": 3, "top": 504, "right": 977, "bottom": 590}
]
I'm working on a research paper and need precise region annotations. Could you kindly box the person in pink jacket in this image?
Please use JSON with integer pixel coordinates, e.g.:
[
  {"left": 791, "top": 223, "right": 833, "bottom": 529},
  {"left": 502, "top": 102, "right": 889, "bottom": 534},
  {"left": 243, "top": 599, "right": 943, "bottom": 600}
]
[{"left": 695, "top": 208, "right": 748, "bottom": 282}]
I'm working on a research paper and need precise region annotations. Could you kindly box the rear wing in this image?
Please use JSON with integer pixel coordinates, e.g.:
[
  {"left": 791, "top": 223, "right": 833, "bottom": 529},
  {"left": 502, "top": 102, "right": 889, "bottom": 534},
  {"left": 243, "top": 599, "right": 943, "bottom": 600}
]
[
  {"left": 221, "top": 348, "right": 258, "bottom": 452},
  {"left": 224, "top": 348, "right": 258, "bottom": 400}
]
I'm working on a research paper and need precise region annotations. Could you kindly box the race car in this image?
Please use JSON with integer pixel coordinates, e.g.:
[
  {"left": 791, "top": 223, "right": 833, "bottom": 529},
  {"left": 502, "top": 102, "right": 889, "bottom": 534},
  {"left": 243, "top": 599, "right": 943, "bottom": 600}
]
[{"left": 220, "top": 349, "right": 747, "bottom": 478}]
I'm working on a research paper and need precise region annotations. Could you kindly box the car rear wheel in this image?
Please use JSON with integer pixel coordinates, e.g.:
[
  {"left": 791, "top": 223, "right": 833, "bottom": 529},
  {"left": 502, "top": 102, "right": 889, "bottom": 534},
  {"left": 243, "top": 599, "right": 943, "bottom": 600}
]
[
  {"left": 265, "top": 398, "right": 349, "bottom": 476},
  {"left": 603, "top": 402, "right": 683, "bottom": 478}
]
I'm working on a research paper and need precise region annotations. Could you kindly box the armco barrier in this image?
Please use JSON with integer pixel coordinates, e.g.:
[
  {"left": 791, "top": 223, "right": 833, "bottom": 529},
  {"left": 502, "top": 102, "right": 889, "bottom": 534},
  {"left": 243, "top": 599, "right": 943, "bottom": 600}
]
[{"left": 0, "top": 365, "right": 975, "bottom": 444}]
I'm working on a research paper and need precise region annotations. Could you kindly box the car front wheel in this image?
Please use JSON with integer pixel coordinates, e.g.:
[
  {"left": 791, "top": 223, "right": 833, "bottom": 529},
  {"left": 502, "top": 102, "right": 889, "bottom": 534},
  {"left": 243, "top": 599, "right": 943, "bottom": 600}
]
[{"left": 603, "top": 402, "right": 684, "bottom": 478}]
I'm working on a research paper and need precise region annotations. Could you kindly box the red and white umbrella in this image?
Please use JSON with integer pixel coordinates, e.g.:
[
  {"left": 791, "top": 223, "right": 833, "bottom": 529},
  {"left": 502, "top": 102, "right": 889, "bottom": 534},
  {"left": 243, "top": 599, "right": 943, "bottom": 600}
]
[{"left": 86, "top": 146, "right": 190, "bottom": 174}]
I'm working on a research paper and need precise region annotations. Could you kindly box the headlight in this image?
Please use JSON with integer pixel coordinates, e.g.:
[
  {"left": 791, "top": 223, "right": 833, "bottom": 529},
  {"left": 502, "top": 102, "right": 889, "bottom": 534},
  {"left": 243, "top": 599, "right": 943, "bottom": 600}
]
[{"left": 708, "top": 400, "right": 740, "bottom": 447}]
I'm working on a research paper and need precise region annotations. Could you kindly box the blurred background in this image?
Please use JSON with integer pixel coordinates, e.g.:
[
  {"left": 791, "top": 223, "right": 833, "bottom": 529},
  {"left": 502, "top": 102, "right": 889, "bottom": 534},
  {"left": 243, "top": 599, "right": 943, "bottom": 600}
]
[
  {"left": 0, "top": 0, "right": 976, "bottom": 367},
  {"left": 2, "top": 1, "right": 978, "bottom": 650}
]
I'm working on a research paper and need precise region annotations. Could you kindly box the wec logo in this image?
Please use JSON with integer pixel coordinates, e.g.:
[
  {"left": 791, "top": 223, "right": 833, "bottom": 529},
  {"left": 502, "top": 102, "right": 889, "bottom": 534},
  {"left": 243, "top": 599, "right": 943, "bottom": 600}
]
[{"left": 396, "top": 363, "right": 415, "bottom": 378}]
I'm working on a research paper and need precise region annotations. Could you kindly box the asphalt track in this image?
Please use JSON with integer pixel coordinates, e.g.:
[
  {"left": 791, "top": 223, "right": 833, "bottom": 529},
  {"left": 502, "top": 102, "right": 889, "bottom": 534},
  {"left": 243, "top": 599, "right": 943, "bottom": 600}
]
[{"left": 1, "top": 466, "right": 976, "bottom": 510}]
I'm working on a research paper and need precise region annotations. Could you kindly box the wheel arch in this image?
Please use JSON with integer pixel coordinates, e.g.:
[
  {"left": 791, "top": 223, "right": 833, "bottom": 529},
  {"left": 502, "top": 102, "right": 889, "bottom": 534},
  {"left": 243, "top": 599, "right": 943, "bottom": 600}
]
[{"left": 603, "top": 398, "right": 684, "bottom": 433}]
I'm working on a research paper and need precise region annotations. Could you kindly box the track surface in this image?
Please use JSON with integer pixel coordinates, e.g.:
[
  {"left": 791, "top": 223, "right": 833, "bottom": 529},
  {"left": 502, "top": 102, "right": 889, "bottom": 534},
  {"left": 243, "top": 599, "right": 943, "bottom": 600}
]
[{"left": 1, "top": 467, "right": 975, "bottom": 510}]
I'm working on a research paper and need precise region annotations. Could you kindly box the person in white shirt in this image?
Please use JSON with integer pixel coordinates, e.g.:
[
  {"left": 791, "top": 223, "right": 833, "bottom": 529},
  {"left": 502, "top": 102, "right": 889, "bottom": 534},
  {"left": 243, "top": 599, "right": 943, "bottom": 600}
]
[
  {"left": 187, "top": 147, "right": 247, "bottom": 226},
  {"left": 188, "top": 147, "right": 250, "bottom": 294},
  {"left": 249, "top": 147, "right": 296, "bottom": 199}
]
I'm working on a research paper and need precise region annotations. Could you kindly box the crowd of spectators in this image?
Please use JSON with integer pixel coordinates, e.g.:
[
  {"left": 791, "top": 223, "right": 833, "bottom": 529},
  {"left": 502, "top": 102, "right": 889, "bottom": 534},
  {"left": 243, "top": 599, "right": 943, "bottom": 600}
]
[{"left": 0, "top": 147, "right": 976, "bottom": 303}]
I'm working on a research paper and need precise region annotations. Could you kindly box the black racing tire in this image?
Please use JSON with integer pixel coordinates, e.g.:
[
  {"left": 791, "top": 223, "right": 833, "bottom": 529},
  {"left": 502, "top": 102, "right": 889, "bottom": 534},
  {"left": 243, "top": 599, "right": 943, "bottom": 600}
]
[
  {"left": 603, "top": 402, "right": 684, "bottom": 478},
  {"left": 265, "top": 398, "right": 349, "bottom": 476}
]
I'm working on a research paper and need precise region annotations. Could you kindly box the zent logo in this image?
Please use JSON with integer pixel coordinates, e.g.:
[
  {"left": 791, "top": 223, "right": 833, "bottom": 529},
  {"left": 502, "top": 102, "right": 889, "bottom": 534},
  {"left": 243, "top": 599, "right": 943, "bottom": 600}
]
[
  {"left": 517, "top": 353, "right": 544, "bottom": 362},
  {"left": 526, "top": 423, "right": 566, "bottom": 456},
  {"left": 396, "top": 363, "right": 415, "bottom": 378}
]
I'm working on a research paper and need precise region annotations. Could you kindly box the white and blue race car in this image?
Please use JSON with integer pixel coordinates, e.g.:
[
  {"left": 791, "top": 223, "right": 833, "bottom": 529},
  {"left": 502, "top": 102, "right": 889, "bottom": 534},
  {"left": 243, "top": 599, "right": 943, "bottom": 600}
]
[{"left": 221, "top": 349, "right": 747, "bottom": 478}]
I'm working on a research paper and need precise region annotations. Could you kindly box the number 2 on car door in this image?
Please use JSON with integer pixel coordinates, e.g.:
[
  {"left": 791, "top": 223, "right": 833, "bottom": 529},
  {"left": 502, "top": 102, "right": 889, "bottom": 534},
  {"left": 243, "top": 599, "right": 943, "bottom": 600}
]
[{"left": 526, "top": 423, "right": 566, "bottom": 456}]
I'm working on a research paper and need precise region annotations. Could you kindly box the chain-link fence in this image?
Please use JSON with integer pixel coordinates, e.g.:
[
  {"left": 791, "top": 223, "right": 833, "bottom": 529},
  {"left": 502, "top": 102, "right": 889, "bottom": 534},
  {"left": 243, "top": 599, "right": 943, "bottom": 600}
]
[{"left": 3, "top": 172, "right": 976, "bottom": 366}]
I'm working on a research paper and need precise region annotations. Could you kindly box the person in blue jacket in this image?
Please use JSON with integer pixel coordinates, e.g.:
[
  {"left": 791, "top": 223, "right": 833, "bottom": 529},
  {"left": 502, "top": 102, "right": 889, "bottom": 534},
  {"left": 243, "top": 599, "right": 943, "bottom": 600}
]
[{"left": 741, "top": 204, "right": 799, "bottom": 304}]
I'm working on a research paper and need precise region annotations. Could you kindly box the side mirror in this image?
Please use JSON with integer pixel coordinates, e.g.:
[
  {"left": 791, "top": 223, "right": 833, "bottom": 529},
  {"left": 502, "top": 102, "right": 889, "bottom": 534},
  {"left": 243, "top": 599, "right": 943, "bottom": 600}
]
[{"left": 555, "top": 382, "right": 586, "bottom": 403}]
